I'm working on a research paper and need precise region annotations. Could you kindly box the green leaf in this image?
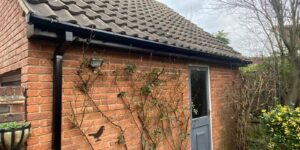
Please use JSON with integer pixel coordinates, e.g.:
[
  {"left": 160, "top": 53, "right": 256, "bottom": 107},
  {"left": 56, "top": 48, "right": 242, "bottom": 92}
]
[
  {"left": 214, "top": 30, "right": 230, "bottom": 45},
  {"left": 125, "top": 64, "right": 136, "bottom": 74},
  {"left": 117, "top": 91, "right": 126, "bottom": 98},
  {"left": 117, "top": 132, "right": 125, "bottom": 144},
  {"left": 0, "top": 122, "right": 26, "bottom": 130},
  {"left": 140, "top": 84, "right": 152, "bottom": 95}
]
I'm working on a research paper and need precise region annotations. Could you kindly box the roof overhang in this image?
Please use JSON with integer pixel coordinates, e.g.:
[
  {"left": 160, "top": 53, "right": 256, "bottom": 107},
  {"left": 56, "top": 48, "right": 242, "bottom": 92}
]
[{"left": 26, "top": 14, "right": 251, "bottom": 67}]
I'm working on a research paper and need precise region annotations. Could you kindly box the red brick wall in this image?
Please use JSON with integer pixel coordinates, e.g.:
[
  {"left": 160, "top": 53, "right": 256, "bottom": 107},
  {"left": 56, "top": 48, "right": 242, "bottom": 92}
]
[
  {"left": 24, "top": 40, "right": 238, "bottom": 150},
  {"left": 0, "top": 1, "right": 239, "bottom": 149},
  {"left": 0, "top": 1, "right": 28, "bottom": 148},
  {"left": 22, "top": 41, "right": 55, "bottom": 150},
  {"left": 210, "top": 66, "right": 239, "bottom": 149},
  {"left": 0, "top": 0, "right": 28, "bottom": 74},
  {"left": 0, "top": 0, "right": 28, "bottom": 132},
  {"left": 0, "top": 86, "right": 25, "bottom": 123},
  {"left": 0, "top": 0, "right": 28, "bottom": 125}
]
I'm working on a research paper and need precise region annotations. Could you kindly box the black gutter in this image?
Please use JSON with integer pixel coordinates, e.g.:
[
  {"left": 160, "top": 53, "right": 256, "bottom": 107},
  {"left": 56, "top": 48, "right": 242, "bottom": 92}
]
[
  {"left": 80, "top": 39, "right": 246, "bottom": 66},
  {"left": 52, "top": 32, "right": 73, "bottom": 150},
  {"left": 27, "top": 14, "right": 251, "bottom": 66}
]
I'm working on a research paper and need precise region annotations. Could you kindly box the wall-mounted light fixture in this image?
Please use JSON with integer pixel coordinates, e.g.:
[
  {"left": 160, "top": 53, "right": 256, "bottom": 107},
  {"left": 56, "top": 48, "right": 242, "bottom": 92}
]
[{"left": 89, "top": 58, "right": 104, "bottom": 68}]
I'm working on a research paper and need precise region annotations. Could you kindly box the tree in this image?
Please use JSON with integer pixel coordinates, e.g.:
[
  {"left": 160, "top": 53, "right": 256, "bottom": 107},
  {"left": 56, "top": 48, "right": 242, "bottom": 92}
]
[
  {"left": 214, "top": 30, "right": 230, "bottom": 45},
  {"left": 217, "top": 0, "right": 300, "bottom": 107}
]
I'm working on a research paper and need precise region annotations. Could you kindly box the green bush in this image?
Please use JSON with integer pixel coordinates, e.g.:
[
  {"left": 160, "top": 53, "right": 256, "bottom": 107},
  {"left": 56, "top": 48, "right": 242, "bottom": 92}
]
[
  {"left": 247, "top": 123, "right": 269, "bottom": 150},
  {"left": 0, "top": 122, "right": 25, "bottom": 130},
  {"left": 260, "top": 105, "right": 300, "bottom": 150}
]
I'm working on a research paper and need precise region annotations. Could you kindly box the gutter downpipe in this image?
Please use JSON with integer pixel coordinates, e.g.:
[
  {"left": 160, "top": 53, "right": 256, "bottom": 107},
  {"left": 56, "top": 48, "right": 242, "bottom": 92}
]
[{"left": 52, "top": 31, "right": 73, "bottom": 150}]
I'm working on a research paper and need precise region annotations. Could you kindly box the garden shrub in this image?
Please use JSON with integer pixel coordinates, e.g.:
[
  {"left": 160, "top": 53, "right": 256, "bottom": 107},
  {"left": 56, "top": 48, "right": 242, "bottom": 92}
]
[
  {"left": 0, "top": 122, "right": 25, "bottom": 130},
  {"left": 261, "top": 105, "right": 300, "bottom": 150},
  {"left": 247, "top": 122, "right": 269, "bottom": 150}
]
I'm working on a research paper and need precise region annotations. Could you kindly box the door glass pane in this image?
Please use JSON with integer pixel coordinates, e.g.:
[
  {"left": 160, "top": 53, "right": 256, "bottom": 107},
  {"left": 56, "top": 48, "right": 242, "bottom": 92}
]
[{"left": 190, "top": 69, "right": 208, "bottom": 118}]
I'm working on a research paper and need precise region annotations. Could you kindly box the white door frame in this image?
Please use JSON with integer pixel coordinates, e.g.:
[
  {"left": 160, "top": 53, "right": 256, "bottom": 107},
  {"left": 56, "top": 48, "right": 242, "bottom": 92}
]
[{"left": 188, "top": 64, "right": 213, "bottom": 150}]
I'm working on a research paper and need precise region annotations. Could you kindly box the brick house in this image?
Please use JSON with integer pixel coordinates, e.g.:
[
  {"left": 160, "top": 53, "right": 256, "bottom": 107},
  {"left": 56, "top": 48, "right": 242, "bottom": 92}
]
[{"left": 0, "top": 0, "right": 249, "bottom": 150}]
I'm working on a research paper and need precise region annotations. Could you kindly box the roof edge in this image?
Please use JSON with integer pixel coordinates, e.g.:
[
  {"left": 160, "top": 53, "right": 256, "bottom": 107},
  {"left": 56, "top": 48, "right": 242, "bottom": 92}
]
[
  {"left": 27, "top": 14, "right": 251, "bottom": 66},
  {"left": 17, "top": 0, "right": 30, "bottom": 15}
]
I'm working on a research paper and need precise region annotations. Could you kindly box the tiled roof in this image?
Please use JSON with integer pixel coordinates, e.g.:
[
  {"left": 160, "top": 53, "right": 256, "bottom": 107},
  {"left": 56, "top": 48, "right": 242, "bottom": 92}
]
[{"left": 21, "top": 0, "right": 244, "bottom": 59}]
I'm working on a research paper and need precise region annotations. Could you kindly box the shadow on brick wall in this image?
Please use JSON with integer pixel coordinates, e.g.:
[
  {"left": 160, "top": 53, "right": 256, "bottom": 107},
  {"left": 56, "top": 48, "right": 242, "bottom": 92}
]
[{"left": 0, "top": 86, "right": 25, "bottom": 123}]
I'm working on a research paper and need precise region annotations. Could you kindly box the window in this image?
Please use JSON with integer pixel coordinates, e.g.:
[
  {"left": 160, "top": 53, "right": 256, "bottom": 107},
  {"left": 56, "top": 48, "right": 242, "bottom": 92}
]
[
  {"left": 190, "top": 67, "right": 208, "bottom": 118},
  {"left": 0, "top": 69, "right": 21, "bottom": 87}
]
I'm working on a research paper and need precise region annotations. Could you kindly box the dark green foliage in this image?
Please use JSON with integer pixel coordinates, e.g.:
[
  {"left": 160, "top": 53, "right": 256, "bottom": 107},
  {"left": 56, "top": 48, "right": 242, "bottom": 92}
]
[
  {"left": 247, "top": 123, "right": 269, "bottom": 150},
  {"left": 117, "top": 91, "right": 126, "bottom": 98},
  {"left": 152, "top": 128, "right": 162, "bottom": 138},
  {"left": 0, "top": 122, "right": 26, "bottom": 130},
  {"left": 240, "top": 57, "right": 294, "bottom": 106},
  {"left": 214, "top": 30, "right": 230, "bottom": 45},
  {"left": 117, "top": 132, "right": 126, "bottom": 144},
  {"left": 140, "top": 84, "right": 152, "bottom": 95},
  {"left": 147, "top": 68, "right": 164, "bottom": 86},
  {"left": 125, "top": 64, "right": 136, "bottom": 74},
  {"left": 260, "top": 106, "right": 300, "bottom": 150},
  {"left": 230, "top": 56, "right": 298, "bottom": 150}
]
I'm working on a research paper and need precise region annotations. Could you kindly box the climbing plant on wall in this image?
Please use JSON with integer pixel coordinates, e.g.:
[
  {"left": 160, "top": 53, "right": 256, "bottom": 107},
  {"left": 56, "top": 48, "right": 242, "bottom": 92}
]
[
  {"left": 68, "top": 54, "right": 128, "bottom": 149},
  {"left": 68, "top": 41, "right": 190, "bottom": 149},
  {"left": 113, "top": 64, "right": 190, "bottom": 150}
]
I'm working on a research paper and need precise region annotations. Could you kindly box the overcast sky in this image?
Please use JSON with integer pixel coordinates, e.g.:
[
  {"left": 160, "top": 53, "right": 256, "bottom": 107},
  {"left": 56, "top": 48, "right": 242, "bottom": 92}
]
[{"left": 158, "top": 0, "right": 261, "bottom": 56}]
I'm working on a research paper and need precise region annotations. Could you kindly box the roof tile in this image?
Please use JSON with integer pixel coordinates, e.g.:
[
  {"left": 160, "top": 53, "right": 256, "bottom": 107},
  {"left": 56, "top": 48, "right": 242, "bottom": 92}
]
[
  {"left": 48, "top": 0, "right": 67, "bottom": 10},
  {"left": 73, "top": 14, "right": 95, "bottom": 27},
  {"left": 89, "top": 4, "right": 103, "bottom": 13},
  {"left": 84, "top": 8, "right": 100, "bottom": 19},
  {"left": 27, "top": 0, "right": 48, "bottom": 4},
  {"left": 67, "top": 4, "right": 85, "bottom": 15},
  {"left": 27, "top": 3, "right": 57, "bottom": 19},
  {"left": 54, "top": 9, "right": 77, "bottom": 23},
  {"left": 93, "top": 18, "right": 111, "bottom": 31},
  {"left": 109, "top": 22, "right": 126, "bottom": 34},
  {"left": 22, "top": 0, "right": 245, "bottom": 59},
  {"left": 61, "top": 0, "right": 75, "bottom": 4}
]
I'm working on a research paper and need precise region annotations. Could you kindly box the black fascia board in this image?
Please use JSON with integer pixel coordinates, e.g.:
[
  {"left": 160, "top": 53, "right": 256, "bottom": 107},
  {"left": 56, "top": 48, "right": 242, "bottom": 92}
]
[{"left": 27, "top": 14, "right": 251, "bottom": 66}]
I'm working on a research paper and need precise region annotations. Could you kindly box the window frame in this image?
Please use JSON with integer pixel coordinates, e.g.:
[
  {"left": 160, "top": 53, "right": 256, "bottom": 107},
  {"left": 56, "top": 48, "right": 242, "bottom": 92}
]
[
  {"left": 188, "top": 66, "right": 210, "bottom": 119},
  {"left": 0, "top": 69, "right": 21, "bottom": 87}
]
